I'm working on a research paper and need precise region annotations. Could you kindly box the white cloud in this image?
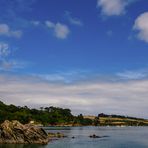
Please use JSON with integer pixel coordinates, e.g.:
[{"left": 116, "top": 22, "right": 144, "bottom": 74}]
[
  {"left": 0, "top": 24, "right": 9, "bottom": 35},
  {"left": 65, "top": 11, "right": 83, "bottom": 26},
  {"left": 0, "top": 24, "right": 22, "bottom": 38},
  {"left": 45, "top": 21, "right": 70, "bottom": 39},
  {"left": 54, "top": 23, "right": 70, "bottom": 39},
  {"left": 97, "top": 0, "right": 127, "bottom": 16},
  {"left": 0, "top": 43, "right": 10, "bottom": 58},
  {"left": 133, "top": 12, "right": 148, "bottom": 43},
  {"left": 0, "top": 74, "right": 148, "bottom": 118}
]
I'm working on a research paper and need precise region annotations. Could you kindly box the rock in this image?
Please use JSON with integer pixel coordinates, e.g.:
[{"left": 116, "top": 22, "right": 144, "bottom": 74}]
[
  {"left": 89, "top": 134, "right": 100, "bottom": 138},
  {"left": 0, "top": 120, "right": 49, "bottom": 144},
  {"left": 89, "top": 134, "right": 109, "bottom": 138},
  {"left": 48, "top": 132, "right": 66, "bottom": 138}
]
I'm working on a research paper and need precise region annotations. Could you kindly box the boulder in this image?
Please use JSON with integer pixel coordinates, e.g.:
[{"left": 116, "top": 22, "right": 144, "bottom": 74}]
[{"left": 0, "top": 120, "right": 49, "bottom": 144}]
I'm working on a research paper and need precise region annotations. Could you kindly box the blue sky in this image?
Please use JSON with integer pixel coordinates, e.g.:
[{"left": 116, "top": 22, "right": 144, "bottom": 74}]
[{"left": 0, "top": 0, "right": 148, "bottom": 117}]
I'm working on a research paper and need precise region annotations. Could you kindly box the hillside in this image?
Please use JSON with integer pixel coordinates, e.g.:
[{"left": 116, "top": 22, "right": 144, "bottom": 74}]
[
  {"left": 0, "top": 101, "right": 148, "bottom": 126},
  {"left": 84, "top": 114, "right": 148, "bottom": 126}
]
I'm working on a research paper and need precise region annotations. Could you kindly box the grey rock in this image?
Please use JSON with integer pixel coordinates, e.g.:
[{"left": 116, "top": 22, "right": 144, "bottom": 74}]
[{"left": 0, "top": 120, "right": 49, "bottom": 144}]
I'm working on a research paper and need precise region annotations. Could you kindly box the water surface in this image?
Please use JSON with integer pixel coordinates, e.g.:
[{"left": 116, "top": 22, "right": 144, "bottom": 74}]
[{"left": 1, "top": 126, "right": 148, "bottom": 148}]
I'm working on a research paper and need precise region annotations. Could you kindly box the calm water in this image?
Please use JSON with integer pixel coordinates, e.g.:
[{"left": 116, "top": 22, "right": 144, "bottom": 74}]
[{"left": 1, "top": 126, "right": 148, "bottom": 148}]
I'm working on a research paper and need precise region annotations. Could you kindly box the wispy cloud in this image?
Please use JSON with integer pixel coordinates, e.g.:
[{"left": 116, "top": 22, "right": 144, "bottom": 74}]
[
  {"left": 0, "top": 24, "right": 22, "bottom": 38},
  {"left": 45, "top": 21, "right": 70, "bottom": 39},
  {"left": 31, "top": 21, "right": 40, "bottom": 26},
  {"left": 0, "top": 74, "right": 148, "bottom": 117},
  {"left": 106, "top": 30, "right": 113, "bottom": 36},
  {"left": 64, "top": 11, "right": 83, "bottom": 26},
  {"left": 116, "top": 70, "right": 147, "bottom": 80},
  {"left": 0, "top": 42, "right": 11, "bottom": 58},
  {"left": 0, "top": 60, "right": 27, "bottom": 71},
  {"left": 0, "top": 42, "right": 27, "bottom": 71},
  {"left": 0, "top": 0, "right": 36, "bottom": 28},
  {"left": 32, "top": 70, "right": 90, "bottom": 83},
  {"left": 133, "top": 12, "right": 148, "bottom": 43}
]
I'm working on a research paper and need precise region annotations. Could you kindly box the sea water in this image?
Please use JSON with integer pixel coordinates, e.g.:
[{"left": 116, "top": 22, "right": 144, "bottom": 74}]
[{"left": 0, "top": 126, "right": 148, "bottom": 148}]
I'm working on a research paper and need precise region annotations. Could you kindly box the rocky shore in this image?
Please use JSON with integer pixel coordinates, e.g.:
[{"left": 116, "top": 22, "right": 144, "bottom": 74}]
[{"left": 0, "top": 120, "right": 49, "bottom": 144}]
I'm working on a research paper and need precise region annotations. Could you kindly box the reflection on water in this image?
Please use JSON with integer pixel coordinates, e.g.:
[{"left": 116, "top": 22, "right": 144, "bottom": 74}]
[{"left": 0, "top": 144, "right": 46, "bottom": 148}]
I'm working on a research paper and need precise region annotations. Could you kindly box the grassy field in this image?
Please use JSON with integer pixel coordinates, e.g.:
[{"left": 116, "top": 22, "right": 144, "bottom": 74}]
[{"left": 84, "top": 115, "right": 148, "bottom": 126}]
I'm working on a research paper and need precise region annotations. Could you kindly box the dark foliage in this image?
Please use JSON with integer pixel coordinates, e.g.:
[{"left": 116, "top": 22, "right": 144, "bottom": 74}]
[{"left": 0, "top": 101, "right": 92, "bottom": 126}]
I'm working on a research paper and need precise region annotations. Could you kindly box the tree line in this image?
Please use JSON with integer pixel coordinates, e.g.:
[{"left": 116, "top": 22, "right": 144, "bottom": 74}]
[{"left": 0, "top": 101, "right": 98, "bottom": 126}]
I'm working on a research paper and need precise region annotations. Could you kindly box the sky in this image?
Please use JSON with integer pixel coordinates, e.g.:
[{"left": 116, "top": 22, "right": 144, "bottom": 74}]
[{"left": 0, "top": 0, "right": 148, "bottom": 118}]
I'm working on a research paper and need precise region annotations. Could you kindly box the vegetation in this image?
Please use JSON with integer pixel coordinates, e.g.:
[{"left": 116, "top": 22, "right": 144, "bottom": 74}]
[
  {"left": 0, "top": 101, "right": 92, "bottom": 126},
  {"left": 0, "top": 101, "right": 148, "bottom": 126}
]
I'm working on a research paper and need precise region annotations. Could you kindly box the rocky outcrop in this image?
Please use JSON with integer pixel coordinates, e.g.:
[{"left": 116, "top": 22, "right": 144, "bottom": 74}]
[
  {"left": 0, "top": 120, "right": 49, "bottom": 144},
  {"left": 48, "top": 132, "right": 66, "bottom": 138}
]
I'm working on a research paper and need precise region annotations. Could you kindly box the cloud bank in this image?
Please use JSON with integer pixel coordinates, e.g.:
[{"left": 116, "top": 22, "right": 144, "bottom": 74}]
[{"left": 0, "top": 74, "right": 148, "bottom": 118}]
